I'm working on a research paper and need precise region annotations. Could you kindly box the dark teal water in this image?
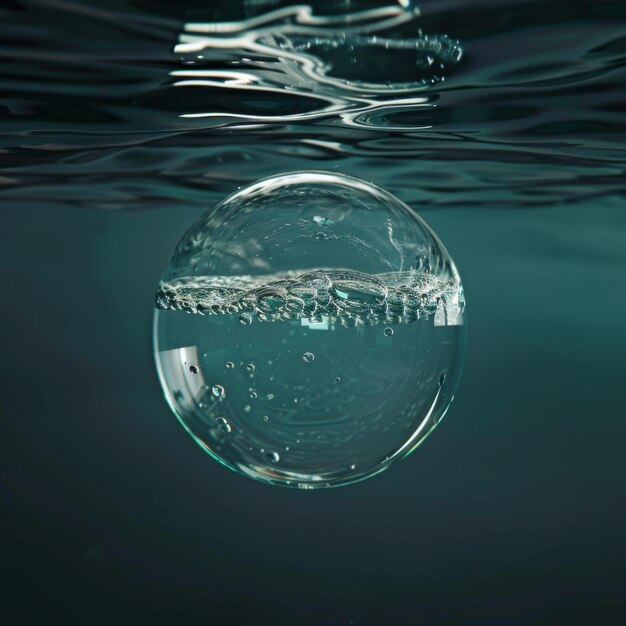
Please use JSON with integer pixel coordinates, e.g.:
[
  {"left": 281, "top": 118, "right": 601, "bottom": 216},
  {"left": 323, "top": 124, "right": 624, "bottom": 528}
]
[{"left": 1, "top": 1, "right": 625, "bottom": 624}]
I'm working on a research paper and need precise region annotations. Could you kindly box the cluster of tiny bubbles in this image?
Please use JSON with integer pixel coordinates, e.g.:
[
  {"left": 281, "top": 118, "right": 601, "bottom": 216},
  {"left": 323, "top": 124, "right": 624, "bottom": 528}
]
[{"left": 153, "top": 171, "right": 467, "bottom": 489}]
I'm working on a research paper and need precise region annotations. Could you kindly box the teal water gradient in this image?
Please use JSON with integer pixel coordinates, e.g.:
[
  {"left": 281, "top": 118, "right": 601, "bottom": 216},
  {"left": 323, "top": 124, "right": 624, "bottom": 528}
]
[{"left": 1, "top": 1, "right": 625, "bottom": 624}]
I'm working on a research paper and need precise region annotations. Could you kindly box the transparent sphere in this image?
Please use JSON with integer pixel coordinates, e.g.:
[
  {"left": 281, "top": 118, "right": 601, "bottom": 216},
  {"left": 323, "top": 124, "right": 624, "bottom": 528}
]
[{"left": 154, "top": 172, "right": 466, "bottom": 488}]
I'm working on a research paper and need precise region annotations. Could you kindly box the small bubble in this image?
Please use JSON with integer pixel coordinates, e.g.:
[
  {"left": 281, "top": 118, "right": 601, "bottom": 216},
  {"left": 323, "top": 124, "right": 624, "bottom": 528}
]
[
  {"left": 239, "top": 312, "right": 252, "bottom": 325},
  {"left": 384, "top": 327, "right": 394, "bottom": 336},
  {"left": 313, "top": 215, "right": 333, "bottom": 225},
  {"left": 439, "top": 372, "right": 446, "bottom": 385},
  {"left": 215, "top": 417, "right": 231, "bottom": 433},
  {"left": 348, "top": 459, "right": 357, "bottom": 471},
  {"left": 266, "top": 451, "right": 280, "bottom": 464},
  {"left": 263, "top": 415, "right": 269, "bottom": 421},
  {"left": 226, "top": 361, "right": 234, "bottom": 369},
  {"left": 303, "top": 352, "right": 315, "bottom": 363},
  {"left": 266, "top": 393, "right": 275, "bottom": 400},
  {"left": 249, "top": 391, "right": 258, "bottom": 399},
  {"left": 211, "top": 384, "right": 225, "bottom": 398},
  {"left": 315, "top": 232, "right": 326, "bottom": 240},
  {"left": 189, "top": 365, "right": 198, "bottom": 374},
  {"left": 246, "top": 363, "right": 255, "bottom": 372},
  {"left": 244, "top": 405, "right": 251, "bottom": 413},
  {"left": 335, "top": 376, "right": 341, "bottom": 383}
]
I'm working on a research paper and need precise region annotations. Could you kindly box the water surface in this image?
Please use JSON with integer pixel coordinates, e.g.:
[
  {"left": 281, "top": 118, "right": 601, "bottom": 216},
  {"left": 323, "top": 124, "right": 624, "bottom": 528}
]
[{"left": 2, "top": 0, "right": 626, "bottom": 209}]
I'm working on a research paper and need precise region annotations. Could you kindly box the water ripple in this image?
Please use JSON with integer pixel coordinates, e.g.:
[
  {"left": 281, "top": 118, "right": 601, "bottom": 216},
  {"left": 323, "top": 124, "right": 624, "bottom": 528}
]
[
  {"left": 0, "top": 0, "right": 625, "bottom": 210},
  {"left": 171, "top": 4, "right": 462, "bottom": 129}
]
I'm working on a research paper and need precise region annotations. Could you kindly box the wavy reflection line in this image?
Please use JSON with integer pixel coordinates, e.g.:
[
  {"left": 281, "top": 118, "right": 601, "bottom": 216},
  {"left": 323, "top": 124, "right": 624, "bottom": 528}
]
[
  {"left": 181, "top": 5, "right": 419, "bottom": 36},
  {"left": 171, "top": 4, "right": 462, "bottom": 130}
]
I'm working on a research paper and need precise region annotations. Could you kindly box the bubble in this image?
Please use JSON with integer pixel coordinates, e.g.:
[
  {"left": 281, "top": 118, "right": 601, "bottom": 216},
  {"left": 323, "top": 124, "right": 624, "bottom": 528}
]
[
  {"left": 314, "top": 215, "right": 333, "bottom": 225},
  {"left": 154, "top": 171, "right": 466, "bottom": 489},
  {"left": 226, "top": 361, "right": 234, "bottom": 369},
  {"left": 266, "top": 451, "right": 280, "bottom": 464},
  {"left": 216, "top": 417, "right": 231, "bottom": 433},
  {"left": 246, "top": 363, "right": 255, "bottom": 372},
  {"left": 211, "top": 384, "right": 225, "bottom": 398}
]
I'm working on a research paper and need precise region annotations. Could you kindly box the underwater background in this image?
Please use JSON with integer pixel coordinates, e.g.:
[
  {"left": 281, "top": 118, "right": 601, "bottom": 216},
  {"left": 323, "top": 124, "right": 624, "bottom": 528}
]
[{"left": 1, "top": 0, "right": 626, "bottom": 624}]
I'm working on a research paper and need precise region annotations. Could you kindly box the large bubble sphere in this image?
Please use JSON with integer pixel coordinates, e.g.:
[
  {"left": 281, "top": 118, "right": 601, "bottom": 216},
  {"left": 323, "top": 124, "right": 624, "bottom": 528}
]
[{"left": 154, "top": 172, "right": 466, "bottom": 488}]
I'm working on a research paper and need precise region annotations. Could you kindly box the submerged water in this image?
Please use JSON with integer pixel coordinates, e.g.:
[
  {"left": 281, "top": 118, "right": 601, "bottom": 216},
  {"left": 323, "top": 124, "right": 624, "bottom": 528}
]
[
  {"left": 2, "top": 0, "right": 626, "bottom": 623},
  {"left": 155, "top": 302, "right": 462, "bottom": 487}
]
